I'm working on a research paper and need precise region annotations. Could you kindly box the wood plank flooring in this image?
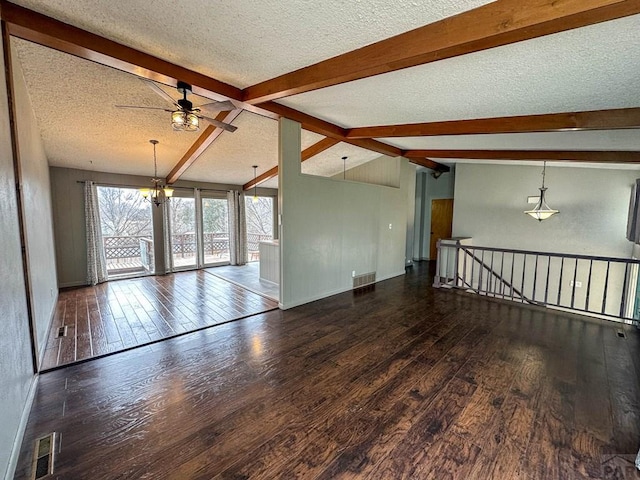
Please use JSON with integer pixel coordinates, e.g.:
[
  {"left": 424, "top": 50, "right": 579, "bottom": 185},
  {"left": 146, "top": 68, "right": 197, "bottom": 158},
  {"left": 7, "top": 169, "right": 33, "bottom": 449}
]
[
  {"left": 16, "top": 262, "right": 640, "bottom": 479},
  {"left": 41, "top": 270, "right": 278, "bottom": 370}
]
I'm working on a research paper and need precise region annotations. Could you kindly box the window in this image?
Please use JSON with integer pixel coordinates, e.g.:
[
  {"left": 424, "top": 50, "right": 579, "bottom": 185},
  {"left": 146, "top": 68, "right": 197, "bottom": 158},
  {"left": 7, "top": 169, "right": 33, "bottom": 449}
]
[{"left": 245, "top": 196, "right": 274, "bottom": 262}]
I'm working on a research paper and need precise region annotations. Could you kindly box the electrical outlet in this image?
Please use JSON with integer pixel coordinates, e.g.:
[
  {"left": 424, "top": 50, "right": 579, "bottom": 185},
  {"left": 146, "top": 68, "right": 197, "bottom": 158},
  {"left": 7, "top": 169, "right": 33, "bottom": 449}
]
[
  {"left": 388, "top": 223, "right": 392, "bottom": 230},
  {"left": 352, "top": 270, "right": 356, "bottom": 277},
  {"left": 570, "top": 280, "right": 582, "bottom": 288}
]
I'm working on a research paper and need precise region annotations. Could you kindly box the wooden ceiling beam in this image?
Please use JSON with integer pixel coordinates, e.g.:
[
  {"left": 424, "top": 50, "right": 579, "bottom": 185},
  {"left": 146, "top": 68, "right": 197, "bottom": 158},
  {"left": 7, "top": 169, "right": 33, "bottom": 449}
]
[
  {"left": 347, "top": 107, "right": 640, "bottom": 138},
  {"left": 403, "top": 149, "right": 640, "bottom": 163},
  {"left": 166, "top": 110, "right": 242, "bottom": 184},
  {"left": 243, "top": 137, "right": 340, "bottom": 190},
  {"left": 243, "top": 0, "right": 640, "bottom": 104},
  {"left": 0, "top": 1, "right": 420, "bottom": 168},
  {"left": 408, "top": 158, "right": 451, "bottom": 172}
]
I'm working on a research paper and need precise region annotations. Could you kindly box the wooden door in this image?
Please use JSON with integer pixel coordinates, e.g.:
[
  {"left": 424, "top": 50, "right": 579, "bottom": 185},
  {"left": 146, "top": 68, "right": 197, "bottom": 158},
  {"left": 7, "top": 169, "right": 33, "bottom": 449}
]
[{"left": 430, "top": 198, "right": 454, "bottom": 260}]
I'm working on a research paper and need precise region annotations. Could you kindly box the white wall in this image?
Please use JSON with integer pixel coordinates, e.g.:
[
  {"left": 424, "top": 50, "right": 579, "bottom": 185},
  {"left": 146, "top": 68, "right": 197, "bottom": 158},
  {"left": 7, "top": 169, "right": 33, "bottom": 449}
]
[
  {"left": 13, "top": 49, "right": 58, "bottom": 360},
  {"left": 453, "top": 163, "right": 637, "bottom": 257},
  {"left": 279, "top": 118, "right": 413, "bottom": 309},
  {"left": 0, "top": 33, "right": 37, "bottom": 480}
]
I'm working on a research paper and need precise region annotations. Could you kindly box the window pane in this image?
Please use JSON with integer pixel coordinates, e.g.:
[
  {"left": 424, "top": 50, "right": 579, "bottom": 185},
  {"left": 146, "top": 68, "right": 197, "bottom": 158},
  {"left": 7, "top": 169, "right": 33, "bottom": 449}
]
[
  {"left": 202, "top": 198, "right": 230, "bottom": 265},
  {"left": 245, "top": 196, "right": 274, "bottom": 262},
  {"left": 97, "top": 186, "right": 154, "bottom": 277},
  {"left": 170, "top": 197, "right": 197, "bottom": 269}
]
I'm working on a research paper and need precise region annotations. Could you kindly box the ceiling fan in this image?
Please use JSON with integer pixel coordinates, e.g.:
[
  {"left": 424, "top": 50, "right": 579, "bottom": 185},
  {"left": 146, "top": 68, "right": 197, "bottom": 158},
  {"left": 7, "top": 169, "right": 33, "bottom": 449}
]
[{"left": 116, "top": 80, "right": 238, "bottom": 132}]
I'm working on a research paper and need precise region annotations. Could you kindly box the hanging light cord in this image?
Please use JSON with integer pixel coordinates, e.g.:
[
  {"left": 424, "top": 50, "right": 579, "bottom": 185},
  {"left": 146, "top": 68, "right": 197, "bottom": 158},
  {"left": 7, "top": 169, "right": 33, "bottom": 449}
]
[
  {"left": 153, "top": 142, "right": 158, "bottom": 179},
  {"left": 342, "top": 156, "right": 347, "bottom": 180},
  {"left": 541, "top": 161, "right": 547, "bottom": 189}
]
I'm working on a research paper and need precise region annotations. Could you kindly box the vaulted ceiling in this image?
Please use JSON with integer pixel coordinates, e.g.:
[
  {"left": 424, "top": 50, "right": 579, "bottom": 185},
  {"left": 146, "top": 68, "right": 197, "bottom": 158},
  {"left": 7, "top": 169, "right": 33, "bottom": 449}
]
[{"left": 3, "top": 0, "right": 640, "bottom": 190}]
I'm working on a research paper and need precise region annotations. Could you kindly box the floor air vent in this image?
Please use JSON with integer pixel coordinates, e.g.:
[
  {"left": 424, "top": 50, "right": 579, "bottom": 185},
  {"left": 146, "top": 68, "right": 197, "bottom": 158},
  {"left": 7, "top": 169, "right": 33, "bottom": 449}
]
[
  {"left": 32, "top": 433, "right": 56, "bottom": 479},
  {"left": 55, "top": 326, "right": 68, "bottom": 338},
  {"left": 353, "top": 272, "right": 376, "bottom": 289}
]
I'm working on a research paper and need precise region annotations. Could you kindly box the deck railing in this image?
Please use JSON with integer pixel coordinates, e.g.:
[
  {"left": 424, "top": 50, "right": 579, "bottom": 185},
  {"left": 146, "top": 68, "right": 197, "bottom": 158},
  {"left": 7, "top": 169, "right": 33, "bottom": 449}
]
[
  {"left": 434, "top": 238, "right": 640, "bottom": 325},
  {"left": 104, "top": 232, "right": 274, "bottom": 272}
]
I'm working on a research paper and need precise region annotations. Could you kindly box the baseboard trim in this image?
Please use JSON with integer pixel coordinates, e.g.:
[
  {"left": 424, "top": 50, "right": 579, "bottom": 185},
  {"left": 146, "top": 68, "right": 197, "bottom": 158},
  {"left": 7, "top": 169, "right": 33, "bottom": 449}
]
[
  {"left": 38, "top": 292, "right": 59, "bottom": 370},
  {"left": 58, "top": 280, "right": 86, "bottom": 289},
  {"left": 279, "top": 270, "right": 406, "bottom": 310},
  {"left": 5, "top": 374, "right": 38, "bottom": 480}
]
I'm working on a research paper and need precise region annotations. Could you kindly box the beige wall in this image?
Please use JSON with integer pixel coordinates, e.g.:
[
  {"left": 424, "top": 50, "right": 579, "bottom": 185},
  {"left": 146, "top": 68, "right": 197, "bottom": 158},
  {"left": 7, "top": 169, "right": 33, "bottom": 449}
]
[
  {"left": 0, "top": 34, "right": 37, "bottom": 480},
  {"left": 279, "top": 118, "right": 413, "bottom": 309},
  {"left": 12, "top": 48, "right": 58, "bottom": 359}
]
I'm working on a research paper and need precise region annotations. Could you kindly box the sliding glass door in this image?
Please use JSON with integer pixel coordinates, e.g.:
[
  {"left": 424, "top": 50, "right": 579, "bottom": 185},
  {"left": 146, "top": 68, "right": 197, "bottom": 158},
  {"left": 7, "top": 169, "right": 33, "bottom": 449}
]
[
  {"left": 169, "top": 194, "right": 197, "bottom": 270},
  {"left": 96, "top": 186, "right": 154, "bottom": 278},
  {"left": 166, "top": 189, "right": 231, "bottom": 271},
  {"left": 202, "top": 196, "right": 230, "bottom": 266}
]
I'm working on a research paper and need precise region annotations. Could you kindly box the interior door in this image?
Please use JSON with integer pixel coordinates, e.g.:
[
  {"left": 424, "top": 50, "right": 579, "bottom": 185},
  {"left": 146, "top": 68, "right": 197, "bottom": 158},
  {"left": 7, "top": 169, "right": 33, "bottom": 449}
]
[{"left": 430, "top": 198, "right": 454, "bottom": 260}]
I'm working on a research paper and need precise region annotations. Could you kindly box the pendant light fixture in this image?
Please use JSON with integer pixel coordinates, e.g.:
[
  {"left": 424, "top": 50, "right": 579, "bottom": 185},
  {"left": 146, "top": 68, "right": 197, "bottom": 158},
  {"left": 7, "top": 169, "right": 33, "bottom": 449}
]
[
  {"left": 524, "top": 161, "right": 558, "bottom": 221},
  {"left": 140, "top": 140, "right": 174, "bottom": 207},
  {"left": 252, "top": 165, "right": 259, "bottom": 203}
]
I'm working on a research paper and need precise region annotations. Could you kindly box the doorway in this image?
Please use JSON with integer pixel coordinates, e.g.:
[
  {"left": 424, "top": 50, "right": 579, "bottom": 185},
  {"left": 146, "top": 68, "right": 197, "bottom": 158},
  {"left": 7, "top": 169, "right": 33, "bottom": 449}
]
[
  {"left": 429, "top": 198, "right": 454, "bottom": 260},
  {"left": 202, "top": 196, "right": 231, "bottom": 266},
  {"left": 97, "top": 185, "right": 154, "bottom": 278}
]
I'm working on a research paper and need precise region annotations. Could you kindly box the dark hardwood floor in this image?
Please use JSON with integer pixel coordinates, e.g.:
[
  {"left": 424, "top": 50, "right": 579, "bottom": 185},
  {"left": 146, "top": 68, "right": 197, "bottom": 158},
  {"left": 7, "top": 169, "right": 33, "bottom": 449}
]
[
  {"left": 41, "top": 270, "right": 278, "bottom": 369},
  {"left": 16, "top": 262, "right": 640, "bottom": 479}
]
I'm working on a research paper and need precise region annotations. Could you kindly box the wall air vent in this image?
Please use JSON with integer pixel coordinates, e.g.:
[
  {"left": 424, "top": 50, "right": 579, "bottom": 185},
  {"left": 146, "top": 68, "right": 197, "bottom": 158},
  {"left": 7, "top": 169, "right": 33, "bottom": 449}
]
[{"left": 353, "top": 272, "right": 376, "bottom": 290}]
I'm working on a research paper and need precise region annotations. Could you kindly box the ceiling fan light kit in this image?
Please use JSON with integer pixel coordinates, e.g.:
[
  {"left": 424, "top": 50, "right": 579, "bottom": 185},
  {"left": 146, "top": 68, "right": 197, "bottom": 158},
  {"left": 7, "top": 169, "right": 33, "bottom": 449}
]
[
  {"left": 116, "top": 79, "right": 237, "bottom": 133},
  {"left": 171, "top": 110, "right": 199, "bottom": 131}
]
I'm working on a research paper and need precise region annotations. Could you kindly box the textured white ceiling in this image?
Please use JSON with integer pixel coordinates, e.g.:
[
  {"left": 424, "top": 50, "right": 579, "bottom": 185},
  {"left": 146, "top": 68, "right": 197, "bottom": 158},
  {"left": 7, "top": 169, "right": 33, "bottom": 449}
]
[
  {"left": 12, "top": 39, "right": 355, "bottom": 185},
  {"left": 8, "top": 1, "right": 640, "bottom": 188},
  {"left": 10, "top": 0, "right": 494, "bottom": 88},
  {"left": 180, "top": 110, "right": 325, "bottom": 183},
  {"left": 281, "top": 14, "right": 640, "bottom": 127}
]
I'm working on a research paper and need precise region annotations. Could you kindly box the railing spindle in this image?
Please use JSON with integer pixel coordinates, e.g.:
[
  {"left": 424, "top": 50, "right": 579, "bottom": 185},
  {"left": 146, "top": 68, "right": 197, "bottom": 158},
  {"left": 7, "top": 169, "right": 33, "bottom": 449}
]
[
  {"left": 585, "top": 259, "right": 593, "bottom": 312},
  {"left": 557, "top": 257, "right": 564, "bottom": 306},
  {"left": 499, "top": 252, "right": 505, "bottom": 298},
  {"left": 602, "top": 261, "right": 610, "bottom": 314},
  {"left": 510, "top": 253, "right": 515, "bottom": 300},
  {"left": 489, "top": 251, "right": 495, "bottom": 295},
  {"left": 532, "top": 254, "right": 539, "bottom": 303},
  {"left": 521, "top": 254, "right": 527, "bottom": 303},
  {"left": 544, "top": 255, "right": 551, "bottom": 305},
  {"left": 462, "top": 247, "right": 468, "bottom": 288},
  {"left": 570, "top": 258, "right": 578, "bottom": 309},
  {"left": 620, "top": 262, "right": 630, "bottom": 318},
  {"left": 471, "top": 249, "right": 476, "bottom": 290}
]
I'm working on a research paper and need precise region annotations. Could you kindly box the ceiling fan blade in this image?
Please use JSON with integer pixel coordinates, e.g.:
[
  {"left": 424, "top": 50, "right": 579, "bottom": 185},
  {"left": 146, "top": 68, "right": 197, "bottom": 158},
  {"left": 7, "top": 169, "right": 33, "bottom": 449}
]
[
  {"left": 115, "top": 105, "right": 172, "bottom": 111},
  {"left": 142, "top": 79, "right": 180, "bottom": 108},
  {"left": 200, "top": 115, "right": 238, "bottom": 133},
  {"left": 198, "top": 100, "right": 236, "bottom": 113}
]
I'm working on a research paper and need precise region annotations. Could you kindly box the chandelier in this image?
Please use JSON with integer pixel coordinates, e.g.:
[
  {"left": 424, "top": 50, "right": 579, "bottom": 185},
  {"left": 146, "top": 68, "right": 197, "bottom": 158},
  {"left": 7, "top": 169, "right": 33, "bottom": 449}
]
[
  {"left": 524, "top": 161, "right": 559, "bottom": 221},
  {"left": 140, "top": 140, "right": 173, "bottom": 207}
]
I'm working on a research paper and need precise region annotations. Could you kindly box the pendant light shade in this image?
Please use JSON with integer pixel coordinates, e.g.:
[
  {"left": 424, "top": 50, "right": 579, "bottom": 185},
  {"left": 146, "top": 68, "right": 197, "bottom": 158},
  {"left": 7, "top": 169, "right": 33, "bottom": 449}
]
[{"left": 524, "top": 161, "right": 558, "bottom": 221}]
